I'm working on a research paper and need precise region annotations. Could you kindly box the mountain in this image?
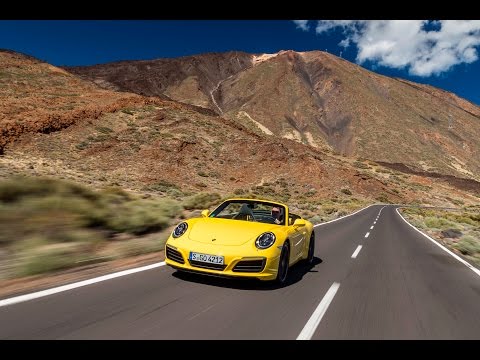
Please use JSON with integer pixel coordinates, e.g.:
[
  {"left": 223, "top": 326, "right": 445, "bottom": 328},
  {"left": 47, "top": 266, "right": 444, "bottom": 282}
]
[
  {"left": 0, "top": 49, "right": 478, "bottom": 211},
  {"left": 67, "top": 50, "right": 480, "bottom": 182}
]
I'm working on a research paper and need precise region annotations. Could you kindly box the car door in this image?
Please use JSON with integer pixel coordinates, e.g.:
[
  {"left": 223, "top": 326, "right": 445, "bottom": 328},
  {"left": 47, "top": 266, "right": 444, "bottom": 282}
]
[{"left": 288, "top": 218, "right": 307, "bottom": 262}]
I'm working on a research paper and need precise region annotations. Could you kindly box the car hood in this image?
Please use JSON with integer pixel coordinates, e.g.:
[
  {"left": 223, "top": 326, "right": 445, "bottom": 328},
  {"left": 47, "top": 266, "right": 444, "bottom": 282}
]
[{"left": 187, "top": 218, "right": 278, "bottom": 246}]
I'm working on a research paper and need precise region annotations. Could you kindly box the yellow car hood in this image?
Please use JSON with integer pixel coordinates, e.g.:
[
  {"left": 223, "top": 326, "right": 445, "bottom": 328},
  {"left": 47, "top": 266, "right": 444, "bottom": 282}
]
[{"left": 187, "top": 218, "right": 278, "bottom": 246}]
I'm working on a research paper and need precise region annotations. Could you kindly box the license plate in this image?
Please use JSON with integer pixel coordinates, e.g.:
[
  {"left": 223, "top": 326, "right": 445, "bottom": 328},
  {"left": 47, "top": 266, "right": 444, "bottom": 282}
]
[{"left": 189, "top": 252, "right": 224, "bottom": 265}]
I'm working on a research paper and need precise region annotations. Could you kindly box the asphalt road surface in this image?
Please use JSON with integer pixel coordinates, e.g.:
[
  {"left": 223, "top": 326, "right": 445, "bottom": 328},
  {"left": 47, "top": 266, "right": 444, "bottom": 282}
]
[{"left": 1, "top": 205, "right": 479, "bottom": 339}]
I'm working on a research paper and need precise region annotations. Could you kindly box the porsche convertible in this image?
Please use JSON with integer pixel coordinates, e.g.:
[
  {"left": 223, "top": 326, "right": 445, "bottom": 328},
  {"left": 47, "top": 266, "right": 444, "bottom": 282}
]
[{"left": 165, "top": 198, "right": 315, "bottom": 284}]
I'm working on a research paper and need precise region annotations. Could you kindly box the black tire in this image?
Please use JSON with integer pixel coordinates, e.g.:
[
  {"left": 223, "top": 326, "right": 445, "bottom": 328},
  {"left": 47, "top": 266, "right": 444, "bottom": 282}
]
[
  {"left": 276, "top": 242, "right": 290, "bottom": 285},
  {"left": 306, "top": 232, "right": 315, "bottom": 265}
]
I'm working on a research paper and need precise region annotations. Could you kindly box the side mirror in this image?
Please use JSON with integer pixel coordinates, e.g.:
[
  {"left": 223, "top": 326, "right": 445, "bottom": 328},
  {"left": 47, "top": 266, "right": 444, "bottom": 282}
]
[
  {"left": 293, "top": 219, "right": 306, "bottom": 227},
  {"left": 201, "top": 209, "right": 210, "bottom": 218}
]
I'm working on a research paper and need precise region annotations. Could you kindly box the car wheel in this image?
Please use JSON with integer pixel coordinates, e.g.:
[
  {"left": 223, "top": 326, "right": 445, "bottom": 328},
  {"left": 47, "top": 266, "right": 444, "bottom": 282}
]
[
  {"left": 276, "top": 242, "right": 290, "bottom": 285},
  {"left": 306, "top": 232, "right": 315, "bottom": 265}
]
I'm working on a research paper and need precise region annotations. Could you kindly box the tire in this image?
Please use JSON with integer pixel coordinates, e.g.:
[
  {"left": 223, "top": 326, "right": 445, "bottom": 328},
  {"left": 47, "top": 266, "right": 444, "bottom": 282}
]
[
  {"left": 306, "top": 232, "right": 315, "bottom": 265},
  {"left": 276, "top": 242, "right": 290, "bottom": 285}
]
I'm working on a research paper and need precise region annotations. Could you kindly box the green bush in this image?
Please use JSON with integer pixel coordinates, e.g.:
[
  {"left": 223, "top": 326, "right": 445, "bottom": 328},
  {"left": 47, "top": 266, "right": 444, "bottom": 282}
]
[
  {"left": 341, "top": 188, "right": 352, "bottom": 196},
  {"left": 105, "top": 199, "right": 181, "bottom": 235},
  {"left": 353, "top": 161, "right": 370, "bottom": 169},
  {"left": 0, "top": 176, "right": 98, "bottom": 203},
  {"left": 15, "top": 241, "right": 89, "bottom": 277},
  {"left": 455, "top": 236, "right": 480, "bottom": 256},
  {"left": 424, "top": 217, "right": 459, "bottom": 230},
  {"left": 375, "top": 194, "right": 390, "bottom": 203},
  {"left": 121, "top": 108, "right": 134, "bottom": 115},
  {"left": 96, "top": 126, "right": 113, "bottom": 134},
  {"left": 308, "top": 215, "right": 323, "bottom": 224},
  {"left": 183, "top": 193, "right": 221, "bottom": 210},
  {"left": 143, "top": 180, "right": 179, "bottom": 193}
]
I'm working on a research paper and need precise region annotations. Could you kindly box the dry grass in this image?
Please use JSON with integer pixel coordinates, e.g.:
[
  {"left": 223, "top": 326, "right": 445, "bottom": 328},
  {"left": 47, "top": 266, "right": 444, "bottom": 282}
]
[
  {"left": 401, "top": 208, "right": 480, "bottom": 266},
  {"left": 0, "top": 176, "right": 183, "bottom": 278}
]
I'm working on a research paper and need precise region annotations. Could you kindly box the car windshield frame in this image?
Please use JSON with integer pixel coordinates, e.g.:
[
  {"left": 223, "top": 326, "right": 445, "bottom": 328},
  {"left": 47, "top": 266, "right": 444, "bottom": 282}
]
[{"left": 209, "top": 200, "right": 287, "bottom": 226}]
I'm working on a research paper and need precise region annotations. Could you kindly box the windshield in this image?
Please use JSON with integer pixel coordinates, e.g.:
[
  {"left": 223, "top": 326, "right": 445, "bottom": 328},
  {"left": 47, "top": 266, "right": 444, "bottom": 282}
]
[{"left": 209, "top": 200, "right": 286, "bottom": 225}]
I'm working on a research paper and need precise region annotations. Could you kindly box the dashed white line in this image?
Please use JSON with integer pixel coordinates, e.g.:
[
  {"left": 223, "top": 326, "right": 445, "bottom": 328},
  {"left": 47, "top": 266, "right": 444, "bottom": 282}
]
[
  {"left": 297, "top": 282, "right": 340, "bottom": 340},
  {"left": 370, "top": 226, "right": 374, "bottom": 230},
  {"left": 365, "top": 232, "right": 370, "bottom": 238},
  {"left": 373, "top": 221, "right": 377, "bottom": 225},
  {"left": 0, "top": 262, "right": 166, "bottom": 308},
  {"left": 351, "top": 245, "right": 363, "bottom": 259}
]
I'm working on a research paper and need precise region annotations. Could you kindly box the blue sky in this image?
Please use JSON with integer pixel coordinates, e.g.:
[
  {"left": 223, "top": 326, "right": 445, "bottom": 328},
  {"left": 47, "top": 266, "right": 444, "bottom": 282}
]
[{"left": 1, "top": 20, "right": 479, "bottom": 105}]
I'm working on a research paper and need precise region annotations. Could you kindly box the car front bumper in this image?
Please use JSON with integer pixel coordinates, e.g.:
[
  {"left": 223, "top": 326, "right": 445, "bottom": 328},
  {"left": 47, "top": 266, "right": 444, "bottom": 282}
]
[{"left": 165, "top": 244, "right": 281, "bottom": 281}]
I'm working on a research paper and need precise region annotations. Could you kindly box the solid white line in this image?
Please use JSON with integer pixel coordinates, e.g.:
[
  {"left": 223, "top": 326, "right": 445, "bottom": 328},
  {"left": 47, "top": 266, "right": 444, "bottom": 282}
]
[
  {"left": 297, "top": 282, "right": 340, "bottom": 340},
  {"left": 314, "top": 204, "right": 379, "bottom": 227},
  {"left": 365, "top": 232, "right": 370, "bottom": 238},
  {"left": 370, "top": 226, "right": 374, "bottom": 230},
  {"left": 395, "top": 208, "right": 480, "bottom": 278},
  {"left": 351, "top": 245, "right": 363, "bottom": 259},
  {"left": 0, "top": 262, "right": 166, "bottom": 308}
]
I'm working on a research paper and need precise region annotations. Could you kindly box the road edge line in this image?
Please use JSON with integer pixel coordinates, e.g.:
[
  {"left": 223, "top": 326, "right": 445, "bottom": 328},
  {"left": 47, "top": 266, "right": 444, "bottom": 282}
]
[
  {"left": 313, "top": 204, "right": 381, "bottom": 227},
  {"left": 395, "top": 208, "right": 480, "bottom": 278},
  {"left": 0, "top": 262, "right": 166, "bottom": 308}
]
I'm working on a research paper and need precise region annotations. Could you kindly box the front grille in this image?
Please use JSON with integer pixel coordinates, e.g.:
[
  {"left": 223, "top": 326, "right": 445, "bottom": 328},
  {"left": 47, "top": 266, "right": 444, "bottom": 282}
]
[
  {"left": 232, "top": 258, "right": 266, "bottom": 273},
  {"left": 189, "top": 260, "right": 227, "bottom": 271},
  {"left": 166, "top": 246, "right": 184, "bottom": 264}
]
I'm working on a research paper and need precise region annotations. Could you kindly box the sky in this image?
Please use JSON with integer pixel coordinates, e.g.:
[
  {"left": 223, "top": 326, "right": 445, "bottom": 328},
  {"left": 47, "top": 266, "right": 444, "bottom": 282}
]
[{"left": 1, "top": 20, "right": 479, "bottom": 105}]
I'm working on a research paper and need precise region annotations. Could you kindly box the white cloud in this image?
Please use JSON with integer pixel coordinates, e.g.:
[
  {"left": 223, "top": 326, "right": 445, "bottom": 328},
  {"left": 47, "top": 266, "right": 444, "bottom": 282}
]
[
  {"left": 293, "top": 20, "right": 310, "bottom": 31},
  {"left": 309, "top": 20, "right": 480, "bottom": 76}
]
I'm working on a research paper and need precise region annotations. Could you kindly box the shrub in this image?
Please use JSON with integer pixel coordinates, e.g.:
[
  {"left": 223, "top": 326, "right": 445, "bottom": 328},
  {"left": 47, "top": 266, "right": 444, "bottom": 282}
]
[
  {"left": 144, "top": 180, "right": 179, "bottom": 193},
  {"left": 353, "top": 161, "right": 370, "bottom": 169},
  {"left": 96, "top": 126, "right": 113, "bottom": 134},
  {"left": 121, "top": 108, "right": 134, "bottom": 115},
  {"left": 0, "top": 176, "right": 98, "bottom": 203},
  {"left": 105, "top": 199, "right": 181, "bottom": 235},
  {"left": 341, "top": 188, "right": 352, "bottom": 196},
  {"left": 183, "top": 193, "right": 221, "bottom": 210},
  {"left": 455, "top": 236, "right": 480, "bottom": 256},
  {"left": 424, "top": 217, "right": 459, "bottom": 230},
  {"left": 308, "top": 215, "right": 323, "bottom": 224},
  {"left": 15, "top": 240, "right": 90, "bottom": 277},
  {"left": 375, "top": 194, "right": 390, "bottom": 203}
]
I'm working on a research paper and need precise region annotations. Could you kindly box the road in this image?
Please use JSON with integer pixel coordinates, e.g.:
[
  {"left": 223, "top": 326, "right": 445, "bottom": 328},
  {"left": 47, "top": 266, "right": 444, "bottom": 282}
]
[{"left": 0, "top": 205, "right": 479, "bottom": 339}]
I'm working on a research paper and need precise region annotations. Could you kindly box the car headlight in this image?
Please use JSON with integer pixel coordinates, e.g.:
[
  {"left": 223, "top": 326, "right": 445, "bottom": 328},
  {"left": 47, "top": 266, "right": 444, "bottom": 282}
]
[
  {"left": 172, "top": 222, "right": 188, "bottom": 238},
  {"left": 255, "top": 232, "right": 276, "bottom": 249}
]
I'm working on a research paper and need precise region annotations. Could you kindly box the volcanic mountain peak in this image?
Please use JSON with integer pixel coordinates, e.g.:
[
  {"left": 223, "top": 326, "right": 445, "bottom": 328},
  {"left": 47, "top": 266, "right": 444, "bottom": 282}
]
[
  {"left": 1, "top": 48, "right": 478, "bottom": 209},
  {"left": 65, "top": 49, "right": 480, "bottom": 181},
  {"left": 252, "top": 52, "right": 278, "bottom": 65}
]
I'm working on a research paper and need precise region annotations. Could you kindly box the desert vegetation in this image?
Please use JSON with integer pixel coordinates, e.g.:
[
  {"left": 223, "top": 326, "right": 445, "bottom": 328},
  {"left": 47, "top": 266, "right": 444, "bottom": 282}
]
[{"left": 400, "top": 207, "right": 480, "bottom": 266}]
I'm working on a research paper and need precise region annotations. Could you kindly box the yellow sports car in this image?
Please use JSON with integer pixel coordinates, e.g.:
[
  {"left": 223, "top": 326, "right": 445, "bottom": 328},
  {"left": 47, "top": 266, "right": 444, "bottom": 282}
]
[{"left": 165, "top": 198, "right": 315, "bottom": 284}]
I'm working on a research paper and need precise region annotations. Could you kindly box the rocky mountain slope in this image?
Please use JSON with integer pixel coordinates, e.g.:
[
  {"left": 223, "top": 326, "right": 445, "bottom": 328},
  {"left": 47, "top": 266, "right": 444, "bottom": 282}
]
[
  {"left": 0, "top": 49, "right": 478, "bottom": 209},
  {"left": 67, "top": 50, "right": 480, "bottom": 182}
]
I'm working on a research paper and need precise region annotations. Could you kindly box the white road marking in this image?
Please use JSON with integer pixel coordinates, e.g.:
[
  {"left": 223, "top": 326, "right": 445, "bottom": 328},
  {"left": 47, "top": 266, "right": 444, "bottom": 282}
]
[
  {"left": 0, "top": 262, "right": 166, "bottom": 308},
  {"left": 351, "top": 245, "right": 363, "bottom": 259},
  {"left": 365, "top": 232, "right": 370, "bottom": 238},
  {"left": 314, "top": 204, "right": 379, "bottom": 227},
  {"left": 373, "top": 221, "right": 377, "bottom": 225},
  {"left": 297, "top": 282, "right": 340, "bottom": 340},
  {"left": 370, "top": 226, "right": 374, "bottom": 230},
  {"left": 396, "top": 208, "right": 480, "bottom": 278}
]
